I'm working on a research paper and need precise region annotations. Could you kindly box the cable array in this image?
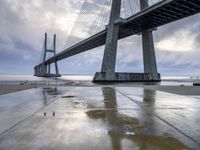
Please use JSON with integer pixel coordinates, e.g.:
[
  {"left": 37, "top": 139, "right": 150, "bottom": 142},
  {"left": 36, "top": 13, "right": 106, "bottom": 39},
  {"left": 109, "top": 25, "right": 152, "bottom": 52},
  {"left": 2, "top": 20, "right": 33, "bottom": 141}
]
[{"left": 62, "top": 0, "right": 163, "bottom": 50}]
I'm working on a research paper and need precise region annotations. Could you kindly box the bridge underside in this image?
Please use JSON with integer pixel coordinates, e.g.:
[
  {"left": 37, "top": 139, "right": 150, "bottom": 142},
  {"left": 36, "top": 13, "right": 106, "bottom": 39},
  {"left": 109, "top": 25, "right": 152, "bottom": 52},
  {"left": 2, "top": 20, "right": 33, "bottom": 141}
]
[{"left": 35, "top": 0, "right": 200, "bottom": 66}]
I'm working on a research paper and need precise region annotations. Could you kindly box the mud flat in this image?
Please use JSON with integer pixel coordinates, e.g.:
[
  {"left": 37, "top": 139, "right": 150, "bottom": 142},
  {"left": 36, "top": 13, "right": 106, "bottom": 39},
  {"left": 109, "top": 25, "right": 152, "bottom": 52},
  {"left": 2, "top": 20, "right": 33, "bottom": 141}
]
[
  {"left": 1, "top": 84, "right": 200, "bottom": 97},
  {"left": 145, "top": 85, "right": 200, "bottom": 95},
  {"left": 0, "top": 85, "right": 37, "bottom": 95}
]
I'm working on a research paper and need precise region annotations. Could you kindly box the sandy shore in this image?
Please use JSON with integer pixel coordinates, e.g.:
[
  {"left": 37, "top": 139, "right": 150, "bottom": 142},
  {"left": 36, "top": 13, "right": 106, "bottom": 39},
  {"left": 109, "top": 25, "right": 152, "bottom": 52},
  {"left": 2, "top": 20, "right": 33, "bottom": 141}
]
[
  {"left": 0, "top": 85, "right": 38, "bottom": 95},
  {"left": 146, "top": 85, "right": 200, "bottom": 95}
]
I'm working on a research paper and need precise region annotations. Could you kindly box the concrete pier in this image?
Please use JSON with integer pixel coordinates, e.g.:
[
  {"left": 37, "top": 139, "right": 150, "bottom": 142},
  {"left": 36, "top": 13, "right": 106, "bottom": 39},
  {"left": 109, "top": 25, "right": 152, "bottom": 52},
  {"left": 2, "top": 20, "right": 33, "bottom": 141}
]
[
  {"left": 93, "top": 72, "right": 160, "bottom": 82},
  {"left": 140, "top": 0, "right": 160, "bottom": 81},
  {"left": 0, "top": 86, "right": 200, "bottom": 149},
  {"left": 100, "top": 0, "right": 121, "bottom": 80},
  {"left": 34, "top": 33, "right": 60, "bottom": 77},
  {"left": 93, "top": 0, "right": 160, "bottom": 82}
]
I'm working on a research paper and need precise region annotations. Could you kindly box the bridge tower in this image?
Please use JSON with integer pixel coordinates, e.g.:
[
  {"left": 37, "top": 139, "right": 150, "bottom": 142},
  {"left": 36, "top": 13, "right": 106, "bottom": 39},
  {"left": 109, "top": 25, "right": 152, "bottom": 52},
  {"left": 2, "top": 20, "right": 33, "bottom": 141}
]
[
  {"left": 34, "top": 33, "right": 60, "bottom": 77},
  {"left": 140, "top": 0, "right": 160, "bottom": 81},
  {"left": 93, "top": 0, "right": 160, "bottom": 82},
  {"left": 93, "top": 0, "right": 121, "bottom": 81},
  {"left": 100, "top": 0, "right": 121, "bottom": 81}
]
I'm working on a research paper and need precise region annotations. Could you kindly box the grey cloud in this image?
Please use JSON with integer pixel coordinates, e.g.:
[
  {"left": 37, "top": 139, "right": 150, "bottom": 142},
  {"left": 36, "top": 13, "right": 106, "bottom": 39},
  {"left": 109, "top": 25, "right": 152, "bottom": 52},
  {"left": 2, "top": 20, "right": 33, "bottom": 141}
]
[{"left": 0, "top": 0, "right": 200, "bottom": 75}]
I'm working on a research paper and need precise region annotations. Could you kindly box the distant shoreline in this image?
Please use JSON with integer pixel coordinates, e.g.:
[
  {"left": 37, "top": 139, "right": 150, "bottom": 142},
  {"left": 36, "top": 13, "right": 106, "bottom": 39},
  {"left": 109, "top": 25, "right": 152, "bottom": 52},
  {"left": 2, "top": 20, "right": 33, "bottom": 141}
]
[{"left": 0, "top": 74, "right": 200, "bottom": 96}]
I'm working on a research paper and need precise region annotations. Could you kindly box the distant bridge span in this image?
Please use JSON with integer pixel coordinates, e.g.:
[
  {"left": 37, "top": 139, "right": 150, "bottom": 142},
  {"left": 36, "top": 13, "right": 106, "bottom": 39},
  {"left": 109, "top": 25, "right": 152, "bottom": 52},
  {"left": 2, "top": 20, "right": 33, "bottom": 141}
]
[{"left": 34, "top": 0, "right": 200, "bottom": 81}]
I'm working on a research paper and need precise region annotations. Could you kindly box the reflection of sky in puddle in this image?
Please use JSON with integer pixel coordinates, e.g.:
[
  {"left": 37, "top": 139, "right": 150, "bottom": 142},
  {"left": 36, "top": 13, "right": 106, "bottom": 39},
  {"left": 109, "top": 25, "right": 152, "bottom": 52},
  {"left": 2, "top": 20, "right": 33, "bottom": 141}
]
[
  {"left": 117, "top": 87, "right": 200, "bottom": 109},
  {"left": 0, "top": 87, "right": 65, "bottom": 134},
  {"left": 1, "top": 86, "right": 199, "bottom": 149},
  {"left": 84, "top": 87, "right": 191, "bottom": 149}
]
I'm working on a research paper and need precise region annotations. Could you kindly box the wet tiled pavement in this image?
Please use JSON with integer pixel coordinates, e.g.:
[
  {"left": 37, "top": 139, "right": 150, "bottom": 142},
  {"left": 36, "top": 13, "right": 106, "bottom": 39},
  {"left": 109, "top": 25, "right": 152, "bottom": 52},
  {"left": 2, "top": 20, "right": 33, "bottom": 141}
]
[{"left": 0, "top": 86, "right": 200, "bottom": 150}]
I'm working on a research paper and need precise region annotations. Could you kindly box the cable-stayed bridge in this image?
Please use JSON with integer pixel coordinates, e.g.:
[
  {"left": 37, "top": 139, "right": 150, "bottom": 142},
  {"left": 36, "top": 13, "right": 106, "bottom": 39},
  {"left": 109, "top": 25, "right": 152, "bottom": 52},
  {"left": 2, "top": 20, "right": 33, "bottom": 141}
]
[{"left": 34, "top": 0, "right": 200, "bottom": 82}]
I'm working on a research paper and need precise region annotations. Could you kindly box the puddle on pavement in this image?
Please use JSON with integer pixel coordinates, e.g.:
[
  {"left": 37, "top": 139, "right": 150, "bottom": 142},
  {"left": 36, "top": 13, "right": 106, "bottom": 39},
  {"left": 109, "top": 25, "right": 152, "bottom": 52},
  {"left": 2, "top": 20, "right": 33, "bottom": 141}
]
[
  {"left": 72, "top": 100, "right": 88, "bottom": 108},
  {"left": 85, "top": 87, "right": 190, "bottom": 149},
  {"left": 86, "top": 109, "right": 189, "bottom": 149},
  {"left": 116, "top": 114, "right": 139, "bottom": 125},
  {"left": 0, "top": 86, "right": 194, "bottom": 150},
  {"left": 86, "top": 110, "right": 106, "bottom": 118},
  {"left": 62, "top": 95, "right": 75, "bottom": 98},
  {"left": 110, "top": 132, "right": 190, "bottom": 150},
  {"left": 43, "top": 87, "right": 61, "bottom": 96},
  {"left": 86, "top": 110, "right": 139, "bottom": 125},
  {"left": 129, "top": 135, "right": 190, "bottom": 150}
]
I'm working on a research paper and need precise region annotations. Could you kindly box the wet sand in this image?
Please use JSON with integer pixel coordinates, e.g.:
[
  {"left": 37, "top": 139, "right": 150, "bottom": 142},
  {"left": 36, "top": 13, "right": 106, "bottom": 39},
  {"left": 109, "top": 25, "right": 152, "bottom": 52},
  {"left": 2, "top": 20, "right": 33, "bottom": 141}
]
[
  {"left": 1, "top": 84, "right": 200, "bottom": 96},
  {"left": 0, "top": 85, "right": 37, "bottom": 95},
  {"left": 145, "top": 85, "right": 200, "bottom": 95}
]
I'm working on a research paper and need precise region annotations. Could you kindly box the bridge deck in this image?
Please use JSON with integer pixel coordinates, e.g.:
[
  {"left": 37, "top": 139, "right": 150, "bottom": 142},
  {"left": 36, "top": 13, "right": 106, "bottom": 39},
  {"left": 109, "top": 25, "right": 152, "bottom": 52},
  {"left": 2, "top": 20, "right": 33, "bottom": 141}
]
[{"left": 35, "top": 0, "right": 200, "bottom": 68}]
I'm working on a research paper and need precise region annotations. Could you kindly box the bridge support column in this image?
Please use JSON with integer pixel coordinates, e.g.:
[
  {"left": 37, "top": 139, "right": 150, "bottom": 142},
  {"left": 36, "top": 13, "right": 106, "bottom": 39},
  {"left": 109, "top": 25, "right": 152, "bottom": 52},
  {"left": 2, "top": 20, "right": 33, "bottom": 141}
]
[
  {"left": 48, "top": 64, "right": 50, "bottom": 75},
  {"left": 53, "top": 34, "right": 59, "bottom": 75},
  {"left": 93, "top": 0, "right": 121, "bottom": 82},
  {"left": 142, "top": 30, "right": 160, "bottom": 80},
  {"left": 93, "top": 0, "right": 160, "bottom": 82},
  {"left": 140, "top": 0, "right": 160, "bottom": 81},
  {"left": 34, "top": 33, "right": 61, "bottom": 77}
]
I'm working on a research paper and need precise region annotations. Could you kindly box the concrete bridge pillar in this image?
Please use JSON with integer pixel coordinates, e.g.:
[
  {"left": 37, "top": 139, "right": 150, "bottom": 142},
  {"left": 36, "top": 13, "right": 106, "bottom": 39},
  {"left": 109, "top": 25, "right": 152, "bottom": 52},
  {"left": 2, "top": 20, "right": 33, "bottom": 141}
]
[
  {"left": 94, "top": 0, "right": 121, "bottom": 81},
  {"left": 140, "top": 0, "right": 160, "bottom": 80},
  {"left": 34, "top": 33, "right": 60, "bottom": 77},
  {"left": 53, "top": 34, "right": 59, "bottom": 75},
  {"left": 48, "top": 64, "right": 51, "bottom": 75},
  {"left": 93, "top": 0, "right": 160, "bottom": 82}
]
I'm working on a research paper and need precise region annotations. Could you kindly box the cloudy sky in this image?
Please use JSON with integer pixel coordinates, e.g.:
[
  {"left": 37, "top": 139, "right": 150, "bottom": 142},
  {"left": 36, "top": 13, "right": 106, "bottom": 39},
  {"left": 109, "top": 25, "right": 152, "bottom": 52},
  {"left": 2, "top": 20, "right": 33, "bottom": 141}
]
[{"left": 0, "top": 0, "right": 200, "bottom": 75}]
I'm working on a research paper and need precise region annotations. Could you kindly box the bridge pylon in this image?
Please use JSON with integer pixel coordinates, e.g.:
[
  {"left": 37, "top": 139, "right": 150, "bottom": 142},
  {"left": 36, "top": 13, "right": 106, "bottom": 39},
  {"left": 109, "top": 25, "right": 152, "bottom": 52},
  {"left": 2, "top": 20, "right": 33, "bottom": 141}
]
[
  {"left": 34, "top": 33, "right": 61, "bottom": 77},
  {"left": 93, "top": 0, "right": 121, "bottom": 82},
  {"left": 93, "top": 0, "right": 160, "bottom": 82},
  {"left": 140, "top": 0, "right": 160, "bottom": 81}
]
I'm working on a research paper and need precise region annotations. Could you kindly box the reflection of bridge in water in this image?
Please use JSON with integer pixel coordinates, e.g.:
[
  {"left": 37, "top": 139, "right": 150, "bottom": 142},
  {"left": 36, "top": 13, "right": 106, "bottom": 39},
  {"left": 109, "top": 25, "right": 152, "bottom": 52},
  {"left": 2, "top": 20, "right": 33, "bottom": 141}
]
[
  {"left": 34, "top": 0, "right": 200, "bottom": 82},
  {"left": 86, "top": 87, "right": 189, "bottom": 149},
  {"left": 42, "top": 87, "right": 61, "bottom": 105},
  {"left": 1, "top": 86, "right": 199, "bottom": 149}
]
